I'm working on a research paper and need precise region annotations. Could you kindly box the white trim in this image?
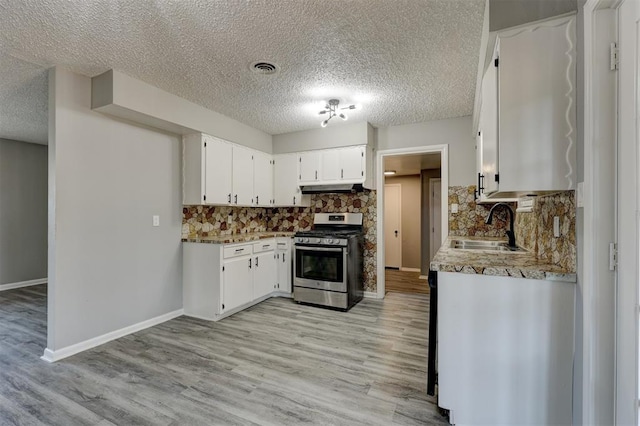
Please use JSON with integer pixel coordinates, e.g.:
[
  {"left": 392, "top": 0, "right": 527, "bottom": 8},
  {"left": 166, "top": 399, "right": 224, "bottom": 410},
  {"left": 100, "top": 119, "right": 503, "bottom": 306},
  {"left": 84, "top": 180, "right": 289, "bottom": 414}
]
[
  {"left": 429, "top": 178, "right": 442, "bottom": 262},
  {"left": 400, "top": 267, "right": 421, "bottom": 272},
  {"left": 376, "top": 145, "right": 449, "bottom": 301},
  {"left": 384, "top": 183, "right": 403, "bottom": 269},
  {"left": 419, "top": 275, "right": 428, "bottom": 280},
  {"left": 364, "top": 291, "right": 381, "bottom": 299},
  {"left": 41, "top": 309, "right": 184, "bottom": 363},
  {"left": 583, "top": 1, "right": 620, "bottom": 424},
  {"left": 0, "top": 278, "right": 46, "bottom": 291}
]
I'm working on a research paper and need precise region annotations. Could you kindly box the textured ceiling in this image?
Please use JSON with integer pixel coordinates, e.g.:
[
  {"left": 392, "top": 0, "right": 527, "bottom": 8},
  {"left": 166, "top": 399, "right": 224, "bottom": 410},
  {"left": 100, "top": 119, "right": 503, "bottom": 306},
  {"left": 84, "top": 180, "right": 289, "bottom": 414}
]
[
  {"left": 0, "top": 51, "right": 48, "bottom": 145},
  {"left": 0, "top": 0, "right": 485, "bottom": 137}
]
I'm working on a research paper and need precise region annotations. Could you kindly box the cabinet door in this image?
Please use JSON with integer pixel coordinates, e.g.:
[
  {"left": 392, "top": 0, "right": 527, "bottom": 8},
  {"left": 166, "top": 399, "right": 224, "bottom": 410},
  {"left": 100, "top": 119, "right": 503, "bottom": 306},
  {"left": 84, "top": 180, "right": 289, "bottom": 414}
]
[
  {"left": 480, "top": 56, "right": 499, "bottom": 195},
  {"left": 274, "top": 154, "right": 296, "bottom": 205},
  {"left": 321, "top": 150, "right": 341, "bottom": 182},
  {"left": 253, "top": 151, "right": 273, "bottom": 206},
  {"left": 222, "top": 256, "right": 253, "bottom": 312},
  {"left": 298, "top": 151, "right": 321, "bottom": 183},
  {"left": 340, "top": 146, "right": 364, "bottom": 181},
  {"left": 253, "top": 251, "right": 276, "bottom": 299},
  {"left": 204, "top": 136, "right": 233, "bottom": 204},
  {"left": 497, "top": 17, "right": 576, "bottom": 192},
  {"left": 232, "top": 146, "right": 254, "bottom": 205},
  {"left": 277, "top": 249, "right": 292, "bottom": 293}
]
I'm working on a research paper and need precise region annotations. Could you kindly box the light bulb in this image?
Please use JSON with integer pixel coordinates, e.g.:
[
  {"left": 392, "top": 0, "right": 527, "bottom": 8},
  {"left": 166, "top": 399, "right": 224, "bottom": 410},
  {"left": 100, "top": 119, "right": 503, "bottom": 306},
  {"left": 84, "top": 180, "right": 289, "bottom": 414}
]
[
  {"left": 321, "top": 119, "right": 329, "bottom": 127},
  {"left": 339, "top": 113, "right": 347, "bottom": 120}
]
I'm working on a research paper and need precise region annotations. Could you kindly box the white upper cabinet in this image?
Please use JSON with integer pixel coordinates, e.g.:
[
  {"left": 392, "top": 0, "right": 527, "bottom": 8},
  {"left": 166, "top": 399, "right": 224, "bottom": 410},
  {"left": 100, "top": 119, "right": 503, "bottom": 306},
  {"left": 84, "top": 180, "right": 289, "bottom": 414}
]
[
  {"left": 274, "top": 154, "right": 310, "bottom": 207},
  {"left": 253, "top": 151, "right": 273, "bottom": 206},
  {"left": 339, "top": 146, "right": 365, "bottom": 181},
  {"left": 298, "top": 145, "right": 371, "bottom": 188},
  {"left": 479, "top": 57, "right": 499, "bottom": 197},
  {"left": 320, "top": 150, "right": 341, "bottom": 181},
  {"left": 232, "top": 145, "right": 254, "bottom": 206},
  {"left": 298, "top": 151, "right": 321, "bottom": 184},
  {"left": 183, "top": 134, "right": 232, "bottom": 205},
  {"left": 493, "top": 14, "right": 576, "bottom": 196}
]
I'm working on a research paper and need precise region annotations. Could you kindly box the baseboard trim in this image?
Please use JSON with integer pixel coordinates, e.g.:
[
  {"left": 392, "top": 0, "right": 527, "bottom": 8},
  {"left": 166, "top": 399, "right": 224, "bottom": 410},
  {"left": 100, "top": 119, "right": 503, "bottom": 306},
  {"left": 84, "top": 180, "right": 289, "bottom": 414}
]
[
  {"left": 0, "top": 278, "right": 47, "bottom": 292},
  {"left": 41, "top": 308, "right": 184, "bottom": 363},
  {"left": 419, "top": 275, "right": 429, "bottom": 280},
  {"left": 400, "top": 267, "right": 421, "bottom": 272},
  {"left": 364, "top": 291, "right": 381, "bottom": 299}
]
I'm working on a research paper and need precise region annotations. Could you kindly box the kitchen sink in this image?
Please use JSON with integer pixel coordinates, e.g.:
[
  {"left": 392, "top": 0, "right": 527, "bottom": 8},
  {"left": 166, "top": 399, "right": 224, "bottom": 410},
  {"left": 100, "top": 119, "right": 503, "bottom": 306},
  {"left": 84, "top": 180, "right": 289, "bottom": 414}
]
[{"left": 449, "top": 239, "right": 526, "bottom": 252}]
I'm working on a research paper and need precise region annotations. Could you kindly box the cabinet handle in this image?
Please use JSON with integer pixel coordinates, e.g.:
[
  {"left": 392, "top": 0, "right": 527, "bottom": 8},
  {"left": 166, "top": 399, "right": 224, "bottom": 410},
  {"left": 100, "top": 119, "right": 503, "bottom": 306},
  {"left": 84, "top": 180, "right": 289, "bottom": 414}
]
[
  {"left": 255, "top": 257, "right": 259, "bottom": 267},
  {"left": 283, "top": 253, "right": 285, "bottom": 263},
  {"left": 249, "top": 258, "right": 252, "bottom": 269},
  {"left": 228, "top": 193, "right": 231, "bottom": 203},
  {"left": 235, "top": 248, "right": 244, "bottom": 252},
  {"left": 234, "top": 194, "right": 238, "bottom": 204},
  {"left": 315, "top": 170, "right": 318, "bottom": 180},
  {"left": 256, "top": 196, "right": 259, "bottom": 204},
  {"left": 341, "top": 169, "right": 344, "bottom": 178},
  {"left": 293, "top": 196, "right": 296, "bottom": 205}
]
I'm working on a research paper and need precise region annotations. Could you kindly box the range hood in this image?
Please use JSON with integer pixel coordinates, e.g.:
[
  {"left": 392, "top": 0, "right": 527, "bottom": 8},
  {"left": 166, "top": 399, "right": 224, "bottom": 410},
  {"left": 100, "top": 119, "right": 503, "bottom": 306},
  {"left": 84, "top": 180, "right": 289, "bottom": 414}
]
[{"left": 300, "top": 184, "right": 364, "bottom": 194}]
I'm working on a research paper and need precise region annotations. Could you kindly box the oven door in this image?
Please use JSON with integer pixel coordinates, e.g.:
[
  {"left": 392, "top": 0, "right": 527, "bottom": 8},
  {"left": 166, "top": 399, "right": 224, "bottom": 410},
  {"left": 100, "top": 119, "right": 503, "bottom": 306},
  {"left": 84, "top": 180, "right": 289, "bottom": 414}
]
[{"left": 294, "top": 245, "right": 348, "bottom": 292}]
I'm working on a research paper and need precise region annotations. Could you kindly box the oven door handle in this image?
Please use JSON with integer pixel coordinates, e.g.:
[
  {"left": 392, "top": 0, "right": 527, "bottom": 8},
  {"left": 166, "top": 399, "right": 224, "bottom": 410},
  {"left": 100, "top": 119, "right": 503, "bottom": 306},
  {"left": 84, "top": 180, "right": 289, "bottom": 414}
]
[{"left": 295, "top": 246, "right": 343, "bottom": 253}]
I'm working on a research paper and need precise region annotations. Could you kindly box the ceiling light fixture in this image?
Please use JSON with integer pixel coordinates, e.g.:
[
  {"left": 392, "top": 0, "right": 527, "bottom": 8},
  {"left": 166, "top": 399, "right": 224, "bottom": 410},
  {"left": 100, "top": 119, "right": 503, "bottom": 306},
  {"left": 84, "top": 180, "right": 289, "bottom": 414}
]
[
  {"left": 384, "top": 170, "right": 397, "bottom": 176},
  {"left": 318, "top": 99, "right": 359, "bottom": 127}
]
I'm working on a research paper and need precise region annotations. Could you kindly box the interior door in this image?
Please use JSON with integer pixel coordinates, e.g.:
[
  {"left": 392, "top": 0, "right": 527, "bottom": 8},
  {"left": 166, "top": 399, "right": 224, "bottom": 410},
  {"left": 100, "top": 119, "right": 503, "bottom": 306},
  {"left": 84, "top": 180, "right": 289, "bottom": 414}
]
[
  {"left": 384, "top": 184, "right": 402, "bottom": 268},
  {"left": 430, "top": 178, "right": 442, "bottom": 261},
  {"left": 616, "top": 1, "right": 639, "bottom": 423}
]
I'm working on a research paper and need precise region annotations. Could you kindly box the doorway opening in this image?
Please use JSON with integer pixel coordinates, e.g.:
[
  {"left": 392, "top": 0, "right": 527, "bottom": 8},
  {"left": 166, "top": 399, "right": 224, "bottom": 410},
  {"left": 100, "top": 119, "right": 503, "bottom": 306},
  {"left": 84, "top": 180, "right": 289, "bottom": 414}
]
[{"left": 377, "top": 145, "right": 448, "bottom": 297}]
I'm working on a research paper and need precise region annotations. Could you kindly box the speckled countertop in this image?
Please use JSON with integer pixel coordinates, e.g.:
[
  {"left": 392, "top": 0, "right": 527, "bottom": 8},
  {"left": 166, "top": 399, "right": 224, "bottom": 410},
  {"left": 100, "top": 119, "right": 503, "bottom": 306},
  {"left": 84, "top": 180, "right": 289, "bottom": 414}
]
[
  {"left": 430, "top": 236, "right": 576, "bottom": 282},
  {"left": 182, "top": 232, "right": 295, "bottom": 244}
]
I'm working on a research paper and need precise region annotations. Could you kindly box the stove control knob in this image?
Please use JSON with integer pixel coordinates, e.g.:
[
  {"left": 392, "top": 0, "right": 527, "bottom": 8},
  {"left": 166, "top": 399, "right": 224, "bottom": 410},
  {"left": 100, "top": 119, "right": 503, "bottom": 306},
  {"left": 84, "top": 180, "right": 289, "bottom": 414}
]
[
  {"left": 314, "top": 238, "right": 321, "bottom": 244},
  {"left": 335, "top": 240, "right": 342, "bottom": 245},
  {"left": 304, "top": 238, "right": 309, "bottom": 243},
  {"left": 326, "top": 239, "right": 333, "bottom": 244}
]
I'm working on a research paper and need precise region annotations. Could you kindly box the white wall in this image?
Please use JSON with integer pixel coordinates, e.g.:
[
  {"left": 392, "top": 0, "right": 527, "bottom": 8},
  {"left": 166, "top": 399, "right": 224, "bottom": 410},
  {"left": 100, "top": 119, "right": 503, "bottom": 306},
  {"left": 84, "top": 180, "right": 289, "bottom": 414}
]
[
  {"left": 377, "top": 116, "right": 475, "bottom": 186},
  {"left": 0, "top": 138, "right": 47, "bottom": 285},
  {"left": 47, "top": 67, "right": 183, "bottom": 351},
  {"left": 272, "top": 121, "right": 373, "bottom": 153}
]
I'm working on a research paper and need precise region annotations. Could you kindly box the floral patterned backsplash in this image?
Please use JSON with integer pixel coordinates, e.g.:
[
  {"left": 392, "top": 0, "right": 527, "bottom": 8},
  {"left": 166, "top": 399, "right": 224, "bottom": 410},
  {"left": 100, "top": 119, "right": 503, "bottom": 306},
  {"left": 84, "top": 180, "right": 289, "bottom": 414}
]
[{"left": 183, "top": 191, "right": 378, "bottom": 292}]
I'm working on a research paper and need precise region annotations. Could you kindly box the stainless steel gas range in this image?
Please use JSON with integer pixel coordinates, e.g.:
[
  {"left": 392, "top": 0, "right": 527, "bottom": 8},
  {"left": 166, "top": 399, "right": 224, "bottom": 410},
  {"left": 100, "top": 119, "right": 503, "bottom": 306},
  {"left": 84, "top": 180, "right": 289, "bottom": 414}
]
[{"left": 293, "top": 213, "right": 364, "bottom": 310}]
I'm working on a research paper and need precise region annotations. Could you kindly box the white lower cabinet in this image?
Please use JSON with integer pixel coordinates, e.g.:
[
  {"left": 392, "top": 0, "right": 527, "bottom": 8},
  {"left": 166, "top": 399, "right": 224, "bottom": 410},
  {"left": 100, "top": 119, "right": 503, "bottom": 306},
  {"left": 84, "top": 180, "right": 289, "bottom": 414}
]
[
  {"left": 183, "top": 238, "right": 292, "bottom": 321},
  {"left": 222, "top": 255, "right": 253, "bottom": 313},
  {"left": 275, "top": 238, "right": 292, "bottom": 293},
  {"left": 253, "top": 241, "right": 277, "bottom": 299}
]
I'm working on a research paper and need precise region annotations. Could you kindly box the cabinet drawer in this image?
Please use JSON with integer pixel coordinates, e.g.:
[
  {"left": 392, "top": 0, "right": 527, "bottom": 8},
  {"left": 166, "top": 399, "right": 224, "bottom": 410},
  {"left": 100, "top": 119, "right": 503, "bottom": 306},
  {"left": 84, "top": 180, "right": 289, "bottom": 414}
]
[
  {"left": 253, "top": 240, "right": 275, "bottom": 253},
  {"left": 275, "top": 239, "right": 290, "bottom": 250},
  {"left": 223, "top": 244, "right": 253, "bottom": 259}
]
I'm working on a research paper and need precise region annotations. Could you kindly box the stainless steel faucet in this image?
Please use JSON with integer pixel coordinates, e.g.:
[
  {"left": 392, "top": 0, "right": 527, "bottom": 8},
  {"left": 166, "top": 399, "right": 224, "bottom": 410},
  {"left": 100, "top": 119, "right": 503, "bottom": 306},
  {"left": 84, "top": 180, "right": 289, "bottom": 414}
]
[{"left": 485, "top": 203, "right": 516, "bottom": 248}]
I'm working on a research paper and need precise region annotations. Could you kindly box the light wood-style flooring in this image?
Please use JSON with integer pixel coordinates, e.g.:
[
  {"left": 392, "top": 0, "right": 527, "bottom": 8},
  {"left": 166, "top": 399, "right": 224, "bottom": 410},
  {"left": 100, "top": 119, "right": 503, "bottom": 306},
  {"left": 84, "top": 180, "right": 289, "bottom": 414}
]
[
  {"left": 0, "top": 284, "right": 445, "bottom": 426},
  {"left": 385, "top": 269, "right": 430, "bottom": 295}
]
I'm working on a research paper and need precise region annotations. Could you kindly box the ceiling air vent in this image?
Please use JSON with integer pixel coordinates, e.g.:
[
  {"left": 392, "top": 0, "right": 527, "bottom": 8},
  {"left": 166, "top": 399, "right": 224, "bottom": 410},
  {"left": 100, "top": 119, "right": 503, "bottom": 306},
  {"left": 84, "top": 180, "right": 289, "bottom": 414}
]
[{"left": 250, "top": 61, "right": 279, "bottom": 75}]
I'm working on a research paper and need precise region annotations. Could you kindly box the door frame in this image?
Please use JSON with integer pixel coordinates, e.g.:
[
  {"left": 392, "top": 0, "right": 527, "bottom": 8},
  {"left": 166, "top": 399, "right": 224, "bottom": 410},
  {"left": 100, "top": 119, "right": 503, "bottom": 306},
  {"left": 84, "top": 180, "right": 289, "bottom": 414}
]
[
  {"left": 383, "top": 183, "right": 402, "bottom": 269},
  {"left": 429, "top": 178, "right": 442, "bottom": 262},
  {"left": 583, "top": 1, "right": 635, "bottom": 424},
  {"left": 376, "top": 145, "right": 449, "bottom": 299}
]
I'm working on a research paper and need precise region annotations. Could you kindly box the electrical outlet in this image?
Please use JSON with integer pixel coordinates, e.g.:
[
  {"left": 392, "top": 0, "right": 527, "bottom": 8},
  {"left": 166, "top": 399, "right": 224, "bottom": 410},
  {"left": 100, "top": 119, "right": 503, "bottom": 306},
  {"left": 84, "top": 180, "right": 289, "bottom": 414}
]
[
  {"left": 228, "top": 215, "right": 233, "bottom": 223},
  {"left": 553, "top": 216, "right": 560, "bottom": 237},
  {"left": 153, "top": 215, "right": 160, "bottom": 227},
  {"left": 451, "top": 203, "right": 459, "bottom": 214}
]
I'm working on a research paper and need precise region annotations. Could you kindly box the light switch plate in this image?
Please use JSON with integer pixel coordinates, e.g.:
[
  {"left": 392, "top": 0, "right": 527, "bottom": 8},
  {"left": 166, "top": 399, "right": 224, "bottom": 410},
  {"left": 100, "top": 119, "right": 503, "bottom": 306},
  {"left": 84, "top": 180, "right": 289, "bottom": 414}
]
[
  {"left": 451, "top": 203, "right": 459, "bottom": 214},
  {"left": 153, "top": 215, "right": 160, "bottom": 227},
  {"left": 553, "top": 216, "right": 560, "bottom": 237}
]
